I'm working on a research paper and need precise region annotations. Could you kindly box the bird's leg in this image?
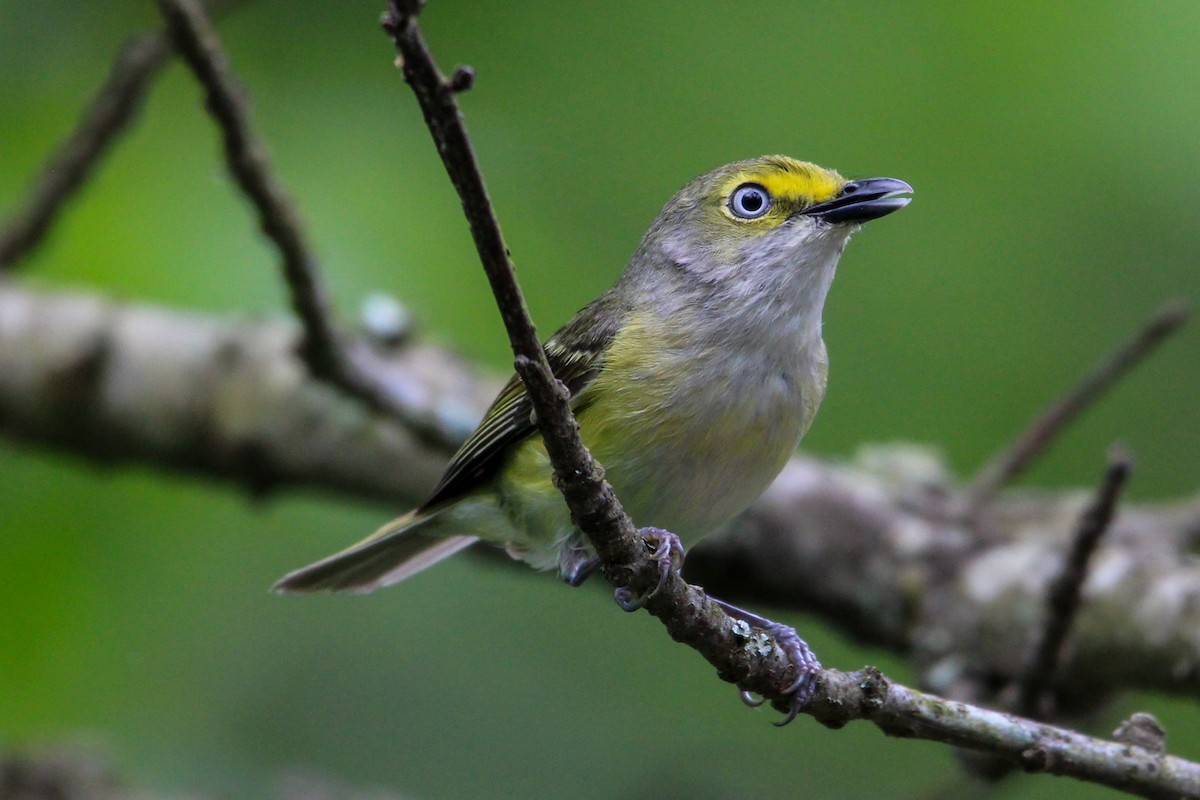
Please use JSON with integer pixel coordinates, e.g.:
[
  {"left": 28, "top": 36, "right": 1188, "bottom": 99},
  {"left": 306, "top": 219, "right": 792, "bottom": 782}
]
[
  {"left": 559, "top": 542, "right": 601, "bottom": 588},
  {"left": 713, "top": 598, "right": 822, "bottom": 726},
  {"left": 559, "top": 526, "right": 682, "bottom": 610},
  {"left": 613, "top": 527, "right": 683, "bottom": 612}
]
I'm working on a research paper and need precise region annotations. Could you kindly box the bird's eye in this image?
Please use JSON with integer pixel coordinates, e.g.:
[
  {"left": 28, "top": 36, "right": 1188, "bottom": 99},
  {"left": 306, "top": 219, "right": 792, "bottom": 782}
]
[{"left": 729, "top": 184, "right": 771, "bottom": 219}]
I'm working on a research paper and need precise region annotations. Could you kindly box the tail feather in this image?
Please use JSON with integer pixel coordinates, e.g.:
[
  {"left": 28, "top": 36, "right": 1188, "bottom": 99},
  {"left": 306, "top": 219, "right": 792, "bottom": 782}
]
[{"left": 273, "top": 510, "right": 478, "bottom": 594}]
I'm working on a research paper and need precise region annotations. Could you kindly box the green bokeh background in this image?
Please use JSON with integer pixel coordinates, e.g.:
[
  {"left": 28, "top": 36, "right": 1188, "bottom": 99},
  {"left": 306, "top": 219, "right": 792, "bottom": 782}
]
[{"left": 2, "top": 2, "right": 1199, "bottom": 798}]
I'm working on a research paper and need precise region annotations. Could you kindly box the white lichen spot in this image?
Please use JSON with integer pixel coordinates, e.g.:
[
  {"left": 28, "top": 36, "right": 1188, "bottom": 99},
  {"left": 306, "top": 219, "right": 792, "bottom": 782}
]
[
  {"left": 1085, "top": 548, "right": 1134, "bottom": 594},
  {"left": 924, "top": 656, "right": 964, "bottom": 693},
  {"left": 730, "top": 619, "right": 752, "bottom": 640},
  {"left": 1134, "top": 572, "right": 1194, "bottom": 647},
  {"left": 890, "top": 516, "right": 935, "bottom": 557},
  {"left": 746, "top": 631, "right": 774, "bottom": 658},
  {"left": 962, "top": 541, "right": 1055, "bottom": 604},
  {"left": 854, "top": 443, "right": 948, "bottom": 488}
]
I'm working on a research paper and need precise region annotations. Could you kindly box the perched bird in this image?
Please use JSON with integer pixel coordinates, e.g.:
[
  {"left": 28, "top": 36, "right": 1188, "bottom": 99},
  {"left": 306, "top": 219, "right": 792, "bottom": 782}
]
[{"left": 276, "top": 156, "right": 911, "bottom": 602}]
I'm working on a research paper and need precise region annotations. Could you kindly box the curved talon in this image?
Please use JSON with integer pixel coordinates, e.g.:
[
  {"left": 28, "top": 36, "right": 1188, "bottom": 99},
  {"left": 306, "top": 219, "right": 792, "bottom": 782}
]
[
  {"left": 651, "top": 552, "right": 671, "bottom": 596},
  {"left": 774, "top": 704, "right": 802, "bottom": 728},
  {"left": 613, "top": 585, "right": 646, "bottom": 612},
  {"left": 610, "top": 527, "right": 683, "bottom": 612},
  {"left": 783, "top": 648, "right": 821, "bottom": 697},
  {"left": 767, "top": 621, "right": 821, "bottom": 724},
  {"left": 740, "top": 689, "right": 765, "bottom": 708},
  {"left": 713, "top": 597, "right": 823, "bottom": 726}
]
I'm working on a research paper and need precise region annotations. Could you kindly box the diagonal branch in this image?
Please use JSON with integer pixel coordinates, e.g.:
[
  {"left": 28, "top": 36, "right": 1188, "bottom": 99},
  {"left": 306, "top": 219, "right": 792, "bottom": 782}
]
[
  {"left": 156, "top": 0, "right": 458, "bottom": 450},
  {"left": 1017, "top": 451, "right": 1132, "bottom": 717},
  {"left": 969, "top": 301, "right": 1187, "bottom": 507},
  {"left": 376, "top": 3, "right": 1200, "bottom": 796},
  {"left": 0, "top": 31, "right": 171, "bottom": 270},
  {"left": 0, "top": 1, "right": 251, "bottom": 272},
  {"left": 380, "top": 0, "right": 798, "bottom": 702}
]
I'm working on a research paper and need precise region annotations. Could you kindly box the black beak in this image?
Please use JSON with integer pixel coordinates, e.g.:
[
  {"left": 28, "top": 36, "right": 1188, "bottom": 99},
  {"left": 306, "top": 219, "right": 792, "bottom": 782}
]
[{"left": 801, "top": 177, "right": 913, "bottom": 224}]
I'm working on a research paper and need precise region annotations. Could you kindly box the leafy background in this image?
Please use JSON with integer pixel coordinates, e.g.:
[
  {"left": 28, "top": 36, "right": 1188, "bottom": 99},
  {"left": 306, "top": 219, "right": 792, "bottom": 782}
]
[{"left": 2, "top": 2, "right": 1199, "bottom": 798}]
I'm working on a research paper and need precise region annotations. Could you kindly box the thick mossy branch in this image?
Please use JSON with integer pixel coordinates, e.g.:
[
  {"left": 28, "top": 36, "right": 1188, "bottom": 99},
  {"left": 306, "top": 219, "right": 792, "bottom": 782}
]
[{"left": 3, "top": 284, "right": 1200, "bottom": 796}]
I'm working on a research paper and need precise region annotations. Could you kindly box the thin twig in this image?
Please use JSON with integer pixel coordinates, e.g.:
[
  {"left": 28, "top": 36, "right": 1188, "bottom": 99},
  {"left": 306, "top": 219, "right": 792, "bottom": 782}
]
[
  {"left": 815, "top": 668, "right": 1200, "bottom": 799},
  {"left": 379, "top": 4, "right": 1200, "bottom": 795},
  {"left": 380, "top": 0, "right": 802, "bottom": 700},
  {"left": 156, "top": 0, "right": 338, "bottom": 372},
  {"left": 378, "top": 2, "right": 645, "bottom": 565},
  {"left": 0, "top": 1, "right": 249, "bottom": 271},
  {"left": 155, "top": 0, "right": 458, "bottom": 449},
  {"left": 969, "top": 301, "right": 1187, "bottom": 508},
  {"left": 0, "top": 32, "right": 171, "bottom": 269},
  {"left": 1017, "top": 451, "right": 1133, "bottom": 717}
]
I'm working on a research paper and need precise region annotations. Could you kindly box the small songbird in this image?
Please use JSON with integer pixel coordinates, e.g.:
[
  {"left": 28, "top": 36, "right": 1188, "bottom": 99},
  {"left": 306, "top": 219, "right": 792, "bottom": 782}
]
[{"left": 275, "top": 156, "right": 911, "bottom": 601}]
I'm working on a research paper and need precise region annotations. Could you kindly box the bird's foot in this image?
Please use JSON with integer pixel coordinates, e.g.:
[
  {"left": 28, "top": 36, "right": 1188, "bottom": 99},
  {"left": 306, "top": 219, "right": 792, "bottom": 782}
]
[
  {"left": 561, "top": 552, "right": 601, "bottom": 588},
  {"left": 613, "top": 527, "right": 684, "bottom": 612},
  {"left": 715, "top": 599, "right": 822, "bottom": 726}
]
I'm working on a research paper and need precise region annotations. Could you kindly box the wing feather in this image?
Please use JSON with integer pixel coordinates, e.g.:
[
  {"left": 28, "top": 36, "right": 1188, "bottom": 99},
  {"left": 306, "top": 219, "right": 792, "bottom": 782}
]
[{"left": 419, "top": 291, "right": 628, "bottom": 511}]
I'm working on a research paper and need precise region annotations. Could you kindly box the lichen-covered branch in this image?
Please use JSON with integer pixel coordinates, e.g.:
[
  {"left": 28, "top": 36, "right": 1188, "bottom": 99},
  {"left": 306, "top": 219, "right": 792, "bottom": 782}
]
[
  {"left": 815, "top": 668, "right": 1199, "bottom": 799},
  {"left": 0, "top": 283, "right": 478, "bottom": 503},
  {"left": 4, "top": 282, "right": 1200, "bottom": 795}
]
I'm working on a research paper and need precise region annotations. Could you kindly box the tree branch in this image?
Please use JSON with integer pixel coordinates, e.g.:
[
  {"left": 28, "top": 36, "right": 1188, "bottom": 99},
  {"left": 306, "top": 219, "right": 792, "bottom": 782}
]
[
  {"left": 0, "top": 283, "right": 477, "bottom": 503},
  {"left": 1018, "top": 451, "right": 1132, "bottom": 717},
  {"left": 969, "top": 301, "right": 1188, "bottom": 507},
  {"left": 4, "top": 281, "right": 1200, "bottom": 796},
  {"left": 380, "top": 0, "right": 803, "bottom": 705},
  {"left": 816, "top": 668, "right": 1199, "bottom": 799},
  {"left": 156, "top": 0, "right": 458, "bottom": 449},
  {"left": 0, "top": 31, "right": 170, "bottom": 270},
  {"left": 0, "top": 1, "right": 249, "bottom": 272},
  {"left": 374, "top": 3, "right": 1200, "bottom": 795}
]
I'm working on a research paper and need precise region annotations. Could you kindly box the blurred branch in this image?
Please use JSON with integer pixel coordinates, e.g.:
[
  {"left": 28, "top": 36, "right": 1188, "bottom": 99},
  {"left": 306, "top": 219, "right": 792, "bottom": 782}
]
[
  {"left": 0, "top": 31, "right": 170, "bottom": 269},
  {"left": 156, "top": 0, "right": 459, "bottom": 450},
  {"left": 968, "top": 301, "right": 1188, "bottom": 508},
  {"left": 0, "top": 748, "right": 411, "bottom": 800},
  {"left": 0, "top": 283, "right": 480, "bottom": 503},
  {"left": 4, "top": 281, "right": 1200, "bottom": 795},
  {"left": 0, "top": 1, "right": 250, "bottom": 271},
  {"left": 1017, "top": 451, "right": 1131, "bottom": 718}
]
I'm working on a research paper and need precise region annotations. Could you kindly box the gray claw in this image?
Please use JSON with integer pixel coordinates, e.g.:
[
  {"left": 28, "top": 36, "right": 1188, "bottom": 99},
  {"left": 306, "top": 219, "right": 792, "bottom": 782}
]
[
  {"left": 611, "top": 527, "right": 683, "bottom": 612},
  {"left": 713, "top": 597, "right": 822, "bottom": 725},
  {"left": 766, "top": 621, "right": 821, "bottom": 726}
]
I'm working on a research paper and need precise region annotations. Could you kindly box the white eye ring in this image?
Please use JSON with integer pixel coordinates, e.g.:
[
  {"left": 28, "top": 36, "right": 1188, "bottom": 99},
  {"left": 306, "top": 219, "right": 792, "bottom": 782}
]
[{"left": 729, "top": 183, "right": 771, "bottom": 219}]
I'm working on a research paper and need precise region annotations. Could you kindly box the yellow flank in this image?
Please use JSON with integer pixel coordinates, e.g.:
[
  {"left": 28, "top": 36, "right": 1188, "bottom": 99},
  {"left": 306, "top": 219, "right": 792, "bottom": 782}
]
[
  {"left": 718, "top": 156, "right": 844, "bottom": 221},
  {"left": 497, "top": 305, "right": 814, "bottom": 550},
  {"left": 500, "top": 308, "right": 675, "bottom": 500}
]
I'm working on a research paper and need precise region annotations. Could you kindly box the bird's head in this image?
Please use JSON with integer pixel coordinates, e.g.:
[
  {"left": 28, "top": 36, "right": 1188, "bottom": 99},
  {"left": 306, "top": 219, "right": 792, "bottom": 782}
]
[{"left": 636, "top": 155, "right": 912, "bottom": 295}]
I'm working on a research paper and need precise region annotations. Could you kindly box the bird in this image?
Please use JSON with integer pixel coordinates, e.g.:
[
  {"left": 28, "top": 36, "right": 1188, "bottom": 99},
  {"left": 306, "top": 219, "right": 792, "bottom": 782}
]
[{"left": 275, "top": 156, "right": 911, "bottom": 606}]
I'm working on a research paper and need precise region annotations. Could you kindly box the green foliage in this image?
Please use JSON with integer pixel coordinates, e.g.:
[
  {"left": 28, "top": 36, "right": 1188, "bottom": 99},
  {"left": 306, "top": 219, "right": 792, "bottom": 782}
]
[{"left": 1, "top": 2, "right": 1198, "bottom": 797}]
